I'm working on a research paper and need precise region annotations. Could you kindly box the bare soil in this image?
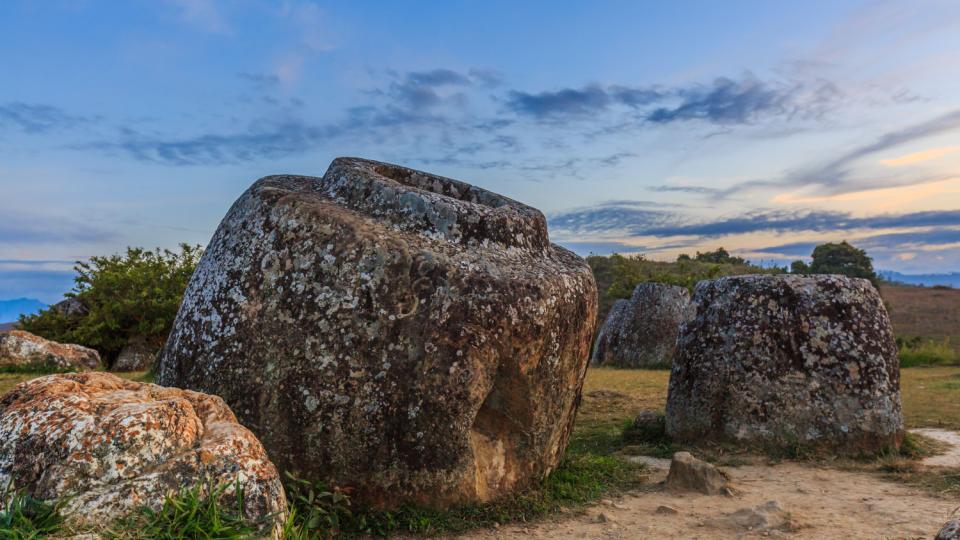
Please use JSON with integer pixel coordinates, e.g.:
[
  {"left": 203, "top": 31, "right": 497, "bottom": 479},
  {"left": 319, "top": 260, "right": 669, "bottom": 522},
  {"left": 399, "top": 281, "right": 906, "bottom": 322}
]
[{"left": 456, "top": 438, "right": 960, "bottom": 540}]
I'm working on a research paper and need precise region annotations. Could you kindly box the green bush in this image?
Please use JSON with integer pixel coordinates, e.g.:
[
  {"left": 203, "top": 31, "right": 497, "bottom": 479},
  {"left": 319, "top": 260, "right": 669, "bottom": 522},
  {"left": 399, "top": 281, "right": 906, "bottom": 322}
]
[{"left": 18, "top": 245, "right": 202, "bottom": 363}]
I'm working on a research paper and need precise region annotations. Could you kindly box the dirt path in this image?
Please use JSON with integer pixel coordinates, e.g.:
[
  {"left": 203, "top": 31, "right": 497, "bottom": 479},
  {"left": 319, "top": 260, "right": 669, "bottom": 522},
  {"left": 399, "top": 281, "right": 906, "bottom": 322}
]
[
  {"left": 912, "top": 428, "right": 960, "bottom": 468},
  {"left": 456, "top": 441, "right": 960, "bottom": 540}
]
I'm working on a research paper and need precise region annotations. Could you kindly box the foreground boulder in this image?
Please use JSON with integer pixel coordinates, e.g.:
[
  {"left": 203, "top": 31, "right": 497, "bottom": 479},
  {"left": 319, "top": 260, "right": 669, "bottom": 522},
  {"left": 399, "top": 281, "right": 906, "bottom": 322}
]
[
  {"left": 667, "top": 274, "right": 903, "bottom": 454},
  {"left": 591, "top": 283, "right": 693, "bottom": 368},
  {"left": 0, "top": 330, "right": 100, "bottom": 372},
  {"left": 157, "top": 157, "right": 598, "bottom": 508},
  {"left": 0, "top": 372, "right": 286, "bottom": 533}
]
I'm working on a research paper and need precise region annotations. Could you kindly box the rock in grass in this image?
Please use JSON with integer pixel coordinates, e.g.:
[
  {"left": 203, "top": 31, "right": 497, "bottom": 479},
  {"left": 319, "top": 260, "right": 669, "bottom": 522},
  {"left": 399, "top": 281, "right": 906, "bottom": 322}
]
[
  {"left": 112, "top": 335, "right": 157, "bottom": 372},
  {"left": 624, "top": 409, "right": 666, "bottom": 443},
  {"left": 0, "top": 330, "right": 100, "bottom": 373},
  {"left": 591, "top": 283, "right": 693, "bottom": 368},
  {"left": 0, "top": 372, "right": 287, "bottom": 534},
  {"left": 665, "top": 451, "right": 727, "bottom": 495},
  {"left": 157, "top": 157, "right": 598, "bottom": 509},
  {"left": 937, "top": 520, "right": 960, "bottom": 540},
  {"left": 666, "top": 274, "right": 904, "bottom": 454}
]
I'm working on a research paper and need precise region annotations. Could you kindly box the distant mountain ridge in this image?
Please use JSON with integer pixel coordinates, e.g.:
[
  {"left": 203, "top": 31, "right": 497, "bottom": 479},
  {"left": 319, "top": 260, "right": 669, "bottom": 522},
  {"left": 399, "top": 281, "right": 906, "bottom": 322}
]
[
  {"left": 0, "top": 298, "right": 47, "bottom": 324},
  {"left": 879, "top": 270, "right": 960, "bottom": 288}
]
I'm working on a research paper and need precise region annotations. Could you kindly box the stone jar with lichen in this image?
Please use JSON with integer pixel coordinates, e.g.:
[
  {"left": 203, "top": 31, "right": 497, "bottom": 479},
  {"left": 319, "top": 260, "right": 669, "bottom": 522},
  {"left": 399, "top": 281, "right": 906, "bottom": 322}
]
[
  {"left": 666, "top": 274, "right": 903, "bottom": 455},
  {"left": 157, "top": 157, "right": 598, "bottom": 509}
]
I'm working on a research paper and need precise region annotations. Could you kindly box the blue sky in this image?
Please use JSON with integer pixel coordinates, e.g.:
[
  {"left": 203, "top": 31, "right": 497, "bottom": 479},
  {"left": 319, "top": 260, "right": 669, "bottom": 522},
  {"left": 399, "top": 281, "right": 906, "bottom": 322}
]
[{"left": 2, "top": 0, "right": 960, "bottom": 302}]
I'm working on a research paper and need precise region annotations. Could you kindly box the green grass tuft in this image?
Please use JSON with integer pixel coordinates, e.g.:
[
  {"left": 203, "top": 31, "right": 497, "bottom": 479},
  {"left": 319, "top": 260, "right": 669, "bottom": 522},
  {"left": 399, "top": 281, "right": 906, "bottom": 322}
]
[
  {"left": 0, "top": 487, "right": 67, "bottom": 540},
  {"left": 106, "top": 479, "right": 266, "bottom": 540}
]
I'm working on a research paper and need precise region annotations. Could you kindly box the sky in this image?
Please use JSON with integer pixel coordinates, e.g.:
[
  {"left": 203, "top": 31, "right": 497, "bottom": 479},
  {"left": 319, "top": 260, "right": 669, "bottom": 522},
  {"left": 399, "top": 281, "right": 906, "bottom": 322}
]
[{"left": 2, "top": 0, "right": 960, "bottom": 302}]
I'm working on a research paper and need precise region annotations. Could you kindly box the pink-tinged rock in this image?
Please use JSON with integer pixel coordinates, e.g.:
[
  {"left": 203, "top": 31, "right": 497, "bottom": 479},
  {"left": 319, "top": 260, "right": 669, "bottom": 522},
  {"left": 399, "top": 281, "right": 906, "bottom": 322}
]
[
  {"left": 0, "top": 330, "right": 100, "bottom": 372},
  {"left": 0, "top": 372, "right": 287, "bottom": 534}
]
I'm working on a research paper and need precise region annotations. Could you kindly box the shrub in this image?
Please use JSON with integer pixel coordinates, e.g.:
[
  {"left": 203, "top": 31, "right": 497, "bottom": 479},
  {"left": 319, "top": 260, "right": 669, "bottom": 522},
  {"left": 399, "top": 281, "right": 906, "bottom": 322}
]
[{"left": 18, "top": 245, "right": 201, "bottom": 363}]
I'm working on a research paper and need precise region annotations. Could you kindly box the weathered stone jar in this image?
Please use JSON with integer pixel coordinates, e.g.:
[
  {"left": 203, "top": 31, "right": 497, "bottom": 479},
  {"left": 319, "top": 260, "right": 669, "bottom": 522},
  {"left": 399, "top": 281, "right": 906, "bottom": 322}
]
[
  {"left": 591, "top": 283, "right": 693, "bottom": 368},
  {"left": 157, "top": 157, "right": 597, "bottom": 508},
  {"left": 666, "top": 274, "right": 903, "bottom": 454}
]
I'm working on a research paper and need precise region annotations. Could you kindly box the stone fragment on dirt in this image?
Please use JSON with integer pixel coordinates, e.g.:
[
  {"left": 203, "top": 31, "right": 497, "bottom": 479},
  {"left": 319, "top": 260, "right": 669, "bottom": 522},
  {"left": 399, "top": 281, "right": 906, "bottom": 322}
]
[
  {"left": 720, "top": 500, "right": 794, "bottom": 532},
  {"left": 157, "top": 157, "right": 597, "bottom": 509},
  {"left": 937, "top": 519, "right": 960, "bottom": 540},
  {"left": 665, "top": 451, "right": 728, "bottom": 495},
  {"left": 591, "top": 283, "right": 694, "bottom": 368},
  {"left": 655, "top": 504, "right": 679, "bottom": 515},
  {"left": 0, "top": 372, "right": 287, "bottom": 535},
  {"left": 667, "top": 274, "right": 903, "bottom": 454},
  {"left": 0, "top": 330, "right": 100, "bottom": 373}
]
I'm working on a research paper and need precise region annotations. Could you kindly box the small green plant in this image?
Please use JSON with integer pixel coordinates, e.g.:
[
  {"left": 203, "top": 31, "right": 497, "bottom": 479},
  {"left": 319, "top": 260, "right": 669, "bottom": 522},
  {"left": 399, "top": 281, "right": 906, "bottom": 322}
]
[
  {"left": 281, "top": 472, "right": 353, "bottom": 539},
  {"left": 0, "top": 485, "right": 67, "bottom": 539},
  {"left": 107, "top": 479, "right": 261, "bottom": 539}
]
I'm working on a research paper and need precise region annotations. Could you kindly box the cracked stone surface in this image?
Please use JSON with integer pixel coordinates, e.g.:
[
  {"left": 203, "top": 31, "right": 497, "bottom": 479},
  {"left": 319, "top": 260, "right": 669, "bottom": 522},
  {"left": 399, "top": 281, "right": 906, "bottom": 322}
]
[
  {"left": 591, "top": 283, "right": 694, "bottom": 368},
  {"left": 666, "top": 274, "right": 903, "bottom": 454},
  {"left": 0, "top": 372, "right": 287, "bottom": 535},
  {"left": 157, "top": 157, "right": 597, "bottom": 509}
]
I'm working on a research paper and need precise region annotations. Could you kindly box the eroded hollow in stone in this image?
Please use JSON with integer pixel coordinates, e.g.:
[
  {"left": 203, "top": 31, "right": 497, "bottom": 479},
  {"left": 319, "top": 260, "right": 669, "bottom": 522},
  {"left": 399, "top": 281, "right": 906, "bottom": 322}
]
[
  {"left": 372, "top": 162, "right": 509, "bottom": 209},
  {"left": 321, "top": 157, "right": 550, "bottom": 250}
]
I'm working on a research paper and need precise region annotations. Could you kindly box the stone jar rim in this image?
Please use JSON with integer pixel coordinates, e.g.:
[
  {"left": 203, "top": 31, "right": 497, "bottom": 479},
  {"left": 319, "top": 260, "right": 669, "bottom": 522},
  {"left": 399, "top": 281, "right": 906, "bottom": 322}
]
[{"left": 319, "top": 157, "right": 550, "bottom": 251}]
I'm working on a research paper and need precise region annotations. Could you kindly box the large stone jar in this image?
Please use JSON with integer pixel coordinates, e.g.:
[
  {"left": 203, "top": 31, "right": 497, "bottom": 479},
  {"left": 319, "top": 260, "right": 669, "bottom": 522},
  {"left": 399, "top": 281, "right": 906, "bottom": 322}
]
[
  {"left": 591, "top": 283, "right": 693, "bottom": 368},
  {"left": 157, "top": 157, "right": 597, "bottom": 508},
  {"left": 666, "top": 274, "right": 903, "bottom": 454}
]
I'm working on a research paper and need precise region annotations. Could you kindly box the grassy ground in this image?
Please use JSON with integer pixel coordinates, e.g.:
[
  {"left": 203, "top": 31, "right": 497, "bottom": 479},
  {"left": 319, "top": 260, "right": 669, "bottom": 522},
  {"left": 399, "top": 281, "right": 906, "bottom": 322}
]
[
  {"left": 582, "top": 366, "right": 960, "bottom": 431},
  {"left": 882, "top": 284, "right": 960, "bottom": 361},
  {"left": 2, "top": 366, "right": 957, "bottom": 537}
]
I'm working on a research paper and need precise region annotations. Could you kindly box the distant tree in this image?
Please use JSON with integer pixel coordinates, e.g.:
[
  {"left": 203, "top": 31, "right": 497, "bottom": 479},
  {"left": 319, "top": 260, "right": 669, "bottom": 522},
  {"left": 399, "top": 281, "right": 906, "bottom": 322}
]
[
  {"left": 676, "top": 253, "right": 692, "bottom": 262},
  {"left": 809, "top": 241, "right": 878, "bottom": 286},
  {"left": 790, "top": 260, "right": 810, "bottom": 274},
  {"left": 19, "top": 244, "right": 202, "bottom": 362},
  {"left": 694, "top": 247, "right": 746, "bottom": 265}
]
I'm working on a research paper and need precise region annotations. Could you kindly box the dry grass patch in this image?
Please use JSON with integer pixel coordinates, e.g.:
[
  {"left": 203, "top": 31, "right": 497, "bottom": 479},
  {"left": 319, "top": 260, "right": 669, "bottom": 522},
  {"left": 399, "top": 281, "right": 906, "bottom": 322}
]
[{"left": 901, "top": 367, "right": 960, "bottom": 430}]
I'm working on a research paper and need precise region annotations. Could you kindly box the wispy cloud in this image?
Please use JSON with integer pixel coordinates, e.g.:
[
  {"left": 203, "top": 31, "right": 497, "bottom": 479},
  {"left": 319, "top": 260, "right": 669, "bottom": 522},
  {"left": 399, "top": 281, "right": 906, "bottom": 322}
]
[
  {"left": 0, "top": 102, "right": 88, "bottom": 134},
  {"left": 880, "top": 145, "right": 960, "bottom": 167},
  {"left": 722, "top": 109, "right": 960, "bottom": 197},
  {"left": 387, "top": 69, "right": 472, "bottom": 111},
  {"left": 167, "top": 0, "right": 231, "bottom": 34},
  {"left": 550, "top": 204, "right": 960, "bottom": 240},
  {"left": 505, "top": 74, "right": 840, "bottom": 125},
  {"left": 643, "top": 208, "right": 960, "bottom": 238},
  {"left": 0, "top": 219, "right": 117, "bottom": 245},
  {"left": 549, "top": 202, "right": 676, "bottom": 236}
]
